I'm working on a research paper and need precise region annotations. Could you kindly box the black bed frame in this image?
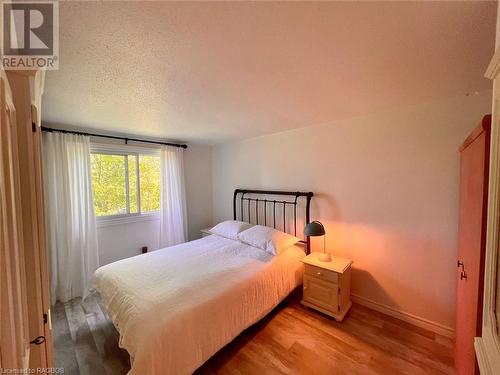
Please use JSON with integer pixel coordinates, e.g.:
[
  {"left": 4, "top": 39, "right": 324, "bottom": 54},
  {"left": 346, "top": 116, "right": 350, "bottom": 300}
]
[{"left": 232, "top": 189, "right": 314, "bottom": 254}]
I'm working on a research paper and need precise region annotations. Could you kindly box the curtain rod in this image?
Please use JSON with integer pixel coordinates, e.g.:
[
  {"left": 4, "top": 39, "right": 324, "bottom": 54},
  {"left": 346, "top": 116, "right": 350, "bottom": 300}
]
[{"left": 40, "top": 126, "right": 188, "bottom": 149}]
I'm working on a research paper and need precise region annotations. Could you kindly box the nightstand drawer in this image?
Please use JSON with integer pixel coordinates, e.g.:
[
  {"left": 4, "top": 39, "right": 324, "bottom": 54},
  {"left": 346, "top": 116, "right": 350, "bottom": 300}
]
[
  {"left": 303, "top": 275, "right": 339, "bottom": 312},
  {"left": 305, "top": 264, "right": 338, "bottom": 284}
]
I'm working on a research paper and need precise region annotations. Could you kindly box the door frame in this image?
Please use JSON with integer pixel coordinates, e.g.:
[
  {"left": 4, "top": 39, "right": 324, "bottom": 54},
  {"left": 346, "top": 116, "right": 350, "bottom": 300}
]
[
  {"left": 474, "top": 47, "right": 500, "bottom": 374},
  {"left": 0, "top": 69, "right": 30, "bottom": 368}
]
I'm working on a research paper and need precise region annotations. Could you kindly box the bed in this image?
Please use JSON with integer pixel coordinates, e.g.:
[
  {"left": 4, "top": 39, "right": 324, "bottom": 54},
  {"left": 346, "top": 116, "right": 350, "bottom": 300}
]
[{"left": 87, "top": 189, "right": 314, "bottom": 375}]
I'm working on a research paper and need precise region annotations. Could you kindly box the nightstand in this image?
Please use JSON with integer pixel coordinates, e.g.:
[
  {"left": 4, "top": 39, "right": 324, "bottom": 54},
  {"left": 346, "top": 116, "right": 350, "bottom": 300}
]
[
  {"left": 200, "top": 227, "right": 212, "bottom": 237},
  {"left": 301, "top": 252, "right": 353, "bottom": 321}
]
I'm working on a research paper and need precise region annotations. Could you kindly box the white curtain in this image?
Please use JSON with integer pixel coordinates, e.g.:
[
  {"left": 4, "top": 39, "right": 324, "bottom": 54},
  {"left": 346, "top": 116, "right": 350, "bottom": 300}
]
[
  {"left": 43, "top": 132, "right": 99, "bottom": 305},
  {"left": 159, "top": 146, "right": 187, "bottom": 247}
]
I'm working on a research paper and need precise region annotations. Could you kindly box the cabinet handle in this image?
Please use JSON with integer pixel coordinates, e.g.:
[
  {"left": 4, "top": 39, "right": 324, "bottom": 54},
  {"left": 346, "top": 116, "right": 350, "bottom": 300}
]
[
  {"left": 461, "top": 271, "right": 467, "bottom": 280},
  {"left": 303, "top": 286, "right": 308, "bottom": 291},
  {"left": 30, "top": 336, "right": 45, "bottom": 345}
]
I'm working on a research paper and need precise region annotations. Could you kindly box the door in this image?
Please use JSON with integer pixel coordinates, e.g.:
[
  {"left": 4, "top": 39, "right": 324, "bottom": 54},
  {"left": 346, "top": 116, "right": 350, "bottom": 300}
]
[
  {"left": 455, "top": 116, "right": 491, "bottom": 375},
  {"left": 0, "top": 70, "right": 30, "bottom": 368},
  {"left": 6, "top": 71, "right": 53, "bottom": 369}
]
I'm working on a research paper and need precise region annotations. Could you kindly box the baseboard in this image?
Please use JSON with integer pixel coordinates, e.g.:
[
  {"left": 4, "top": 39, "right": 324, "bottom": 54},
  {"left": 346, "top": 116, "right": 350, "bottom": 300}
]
[{"left": 351, "top": 294, "right": 455, "bottom": 338}]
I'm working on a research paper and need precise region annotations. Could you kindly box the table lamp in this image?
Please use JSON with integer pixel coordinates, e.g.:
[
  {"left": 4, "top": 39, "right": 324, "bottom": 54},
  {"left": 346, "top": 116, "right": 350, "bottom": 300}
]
[{"left": 304, "top": 220, "right": 331, "bottom": 262}]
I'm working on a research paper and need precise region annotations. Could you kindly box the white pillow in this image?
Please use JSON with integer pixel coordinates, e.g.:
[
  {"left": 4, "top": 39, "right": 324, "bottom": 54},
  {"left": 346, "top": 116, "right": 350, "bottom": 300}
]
[
  {"left": 237, "top": 225, "right": 300, "bottom": 255},
  {"left": 209, "top": 220, "right": 254, "bottom": 240}
]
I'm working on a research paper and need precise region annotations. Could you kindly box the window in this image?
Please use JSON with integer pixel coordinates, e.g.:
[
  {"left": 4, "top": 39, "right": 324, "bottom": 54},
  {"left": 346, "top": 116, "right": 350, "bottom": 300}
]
[{"left": 91, "top": 151, "right": 160, "bottom": 218}]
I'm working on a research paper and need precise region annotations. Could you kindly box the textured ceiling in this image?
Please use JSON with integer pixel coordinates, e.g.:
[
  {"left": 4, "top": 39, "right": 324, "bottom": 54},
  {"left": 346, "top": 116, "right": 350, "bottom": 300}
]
[{"left": 42, "top": 1, "right": 496, "bottom": 145}]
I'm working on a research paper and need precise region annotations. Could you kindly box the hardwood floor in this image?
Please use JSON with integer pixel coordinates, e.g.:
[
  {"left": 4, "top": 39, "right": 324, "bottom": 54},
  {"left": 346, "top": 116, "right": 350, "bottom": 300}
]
[{"left": 52, "top": 292, "right": 455, "bottom": 375}]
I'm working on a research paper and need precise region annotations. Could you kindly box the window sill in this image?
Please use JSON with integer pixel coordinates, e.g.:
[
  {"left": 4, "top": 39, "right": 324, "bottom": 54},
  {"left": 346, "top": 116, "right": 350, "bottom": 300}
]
[{"left": 96, "top": 212, "right": 160, "bottom": 228}]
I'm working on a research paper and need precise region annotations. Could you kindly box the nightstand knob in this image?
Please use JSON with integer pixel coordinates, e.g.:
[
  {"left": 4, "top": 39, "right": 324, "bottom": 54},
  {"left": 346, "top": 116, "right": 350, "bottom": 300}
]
[
  {"left": 317, "top": 271, "right": 322, "bottom": 276},
  {"left": 303, "top": 286, "right": 307, "bottom": 291}
]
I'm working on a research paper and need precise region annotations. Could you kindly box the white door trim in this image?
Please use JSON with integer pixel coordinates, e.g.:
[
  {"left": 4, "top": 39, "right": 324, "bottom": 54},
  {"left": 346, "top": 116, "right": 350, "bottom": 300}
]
[{"left": 474, "top": 49, "right": 500, "bottom": 375}]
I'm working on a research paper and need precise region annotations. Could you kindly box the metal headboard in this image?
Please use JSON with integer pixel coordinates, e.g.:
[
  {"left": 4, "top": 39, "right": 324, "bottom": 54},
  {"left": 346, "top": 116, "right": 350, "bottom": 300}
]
[{"left": 233, "top": 189, "right": 314, "bottom": 254}]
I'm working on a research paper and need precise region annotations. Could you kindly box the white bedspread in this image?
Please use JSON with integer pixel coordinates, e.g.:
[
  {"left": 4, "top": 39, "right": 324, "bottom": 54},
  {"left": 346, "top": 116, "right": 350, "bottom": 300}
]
[{"left": 88, "top": 234, "right": 305, "bottom": 375}]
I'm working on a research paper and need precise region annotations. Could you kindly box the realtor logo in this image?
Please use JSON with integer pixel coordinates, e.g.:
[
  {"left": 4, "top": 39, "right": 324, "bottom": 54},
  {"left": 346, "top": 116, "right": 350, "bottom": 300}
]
[{"left": 1, "top": 1, "right": 59, "bottom": 70}]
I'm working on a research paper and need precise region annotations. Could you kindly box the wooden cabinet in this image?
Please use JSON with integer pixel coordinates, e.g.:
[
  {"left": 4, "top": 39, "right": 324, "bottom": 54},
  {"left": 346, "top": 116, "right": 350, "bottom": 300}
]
[
  {"left": 455, "top": 115, "right": 491, "bottom": 375},
  {"left": 301, "top": 253, "right": 353, "bottom": 321}
]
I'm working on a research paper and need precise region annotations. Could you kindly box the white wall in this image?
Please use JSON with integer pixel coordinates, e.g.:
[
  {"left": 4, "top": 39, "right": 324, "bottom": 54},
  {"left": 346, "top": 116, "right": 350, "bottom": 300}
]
[
  {"left": 211, "top": 91, "right": 492, "bottom": 331},
  {"left": 184, "top": 144, "right": 214, "bottom": 241},
  {"left": 97, "top": 143, "right": 213, "bottom": 265},
  {"left": 97, "top": 218, "right": 160, "bottom": 266}
]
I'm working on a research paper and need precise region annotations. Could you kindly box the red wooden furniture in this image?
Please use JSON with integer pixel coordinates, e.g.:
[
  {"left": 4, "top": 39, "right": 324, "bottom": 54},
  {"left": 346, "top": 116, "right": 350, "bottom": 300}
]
[{"left": 455, "top": 115, "right": 491, "bottom": 375}]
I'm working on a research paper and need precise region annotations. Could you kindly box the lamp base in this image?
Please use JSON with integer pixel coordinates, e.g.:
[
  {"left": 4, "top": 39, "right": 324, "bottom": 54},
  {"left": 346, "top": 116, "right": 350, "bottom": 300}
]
[{"left": 318, "top": 252, "right": 332, "bottom": 262}]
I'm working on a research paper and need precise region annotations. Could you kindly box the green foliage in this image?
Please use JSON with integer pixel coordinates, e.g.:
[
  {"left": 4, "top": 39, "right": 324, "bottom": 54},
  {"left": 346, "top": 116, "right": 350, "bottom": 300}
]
[
  {"left": 91, "top": 154, "right": 127, "bottom": 216},
  {"left": 91, "top": 153, "right": 160, "bottom": 217},
  {"left": 139, "top": 155, "right": 160, "bottom": 212}
]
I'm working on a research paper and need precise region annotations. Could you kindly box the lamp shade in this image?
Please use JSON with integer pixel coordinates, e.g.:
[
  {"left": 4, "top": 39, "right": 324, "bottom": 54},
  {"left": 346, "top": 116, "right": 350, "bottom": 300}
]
[{"left": 304, "top": 221, "right": 325, "bottom": 237}]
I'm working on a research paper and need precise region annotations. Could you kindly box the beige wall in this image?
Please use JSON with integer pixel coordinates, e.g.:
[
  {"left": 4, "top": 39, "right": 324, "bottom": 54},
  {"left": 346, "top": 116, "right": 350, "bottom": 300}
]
[{"left": 212, "top": 91, "right": 492, "bottom": 330}]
